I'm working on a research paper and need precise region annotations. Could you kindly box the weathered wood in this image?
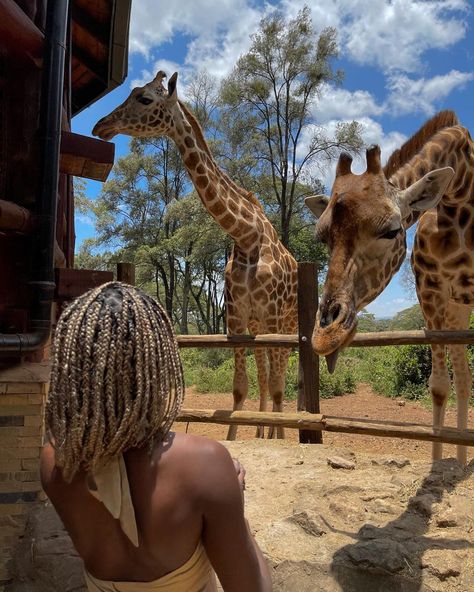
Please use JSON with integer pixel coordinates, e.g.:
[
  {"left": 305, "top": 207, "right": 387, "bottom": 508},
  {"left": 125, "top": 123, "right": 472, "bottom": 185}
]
[
  {"left": 177, "top": 334, "right": 298, "bottom": 348},
  {"left": 116, "top": 262, "right": 135, "bottom": 285},
  {"left": 176, "top": 409, "right": 474, "bottom": 447},
  {"left": 0, "top": 0, "right": 44, "bottom": 65},
  {"left": 177, "top": 409, "right": 325, "bottom": 430},
  {"left": 0, "top": 200, "right": 34, "bottom": 233},
  {"left": 176, "top": 329, "right": 474, "bottom": 348},
  {"left": 60, "top": 131, "right": 115, "bottom": 182},
  {"left": 351, "top": 329, "right": 474, "bottom": 346},
  {"left": 297, "top": 262, "right": 321, "bottom": 444},
  {"left": 55, "top": 268, "right": 113, "bottom": 300}
]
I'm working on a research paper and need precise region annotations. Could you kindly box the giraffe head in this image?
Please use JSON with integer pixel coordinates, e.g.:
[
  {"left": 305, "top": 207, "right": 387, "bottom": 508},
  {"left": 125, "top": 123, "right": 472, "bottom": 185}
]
[
  {"left": 305, "top": 146, "right": 454, "bottom": 370},
  {"left": 92, "top": 71, "right": 180, "bottom": 141}
]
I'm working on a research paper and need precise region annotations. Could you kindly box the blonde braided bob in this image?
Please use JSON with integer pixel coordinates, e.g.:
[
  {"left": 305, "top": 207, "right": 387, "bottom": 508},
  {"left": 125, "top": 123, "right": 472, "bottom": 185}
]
[{"left": 45, "top": 282, "right": 185, "bottom": 482}]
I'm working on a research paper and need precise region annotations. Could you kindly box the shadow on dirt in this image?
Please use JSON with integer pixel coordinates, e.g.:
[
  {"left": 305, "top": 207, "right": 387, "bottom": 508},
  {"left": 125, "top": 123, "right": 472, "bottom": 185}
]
[{"left": 330, "top": 458, "right": 474, "bottom": 592}]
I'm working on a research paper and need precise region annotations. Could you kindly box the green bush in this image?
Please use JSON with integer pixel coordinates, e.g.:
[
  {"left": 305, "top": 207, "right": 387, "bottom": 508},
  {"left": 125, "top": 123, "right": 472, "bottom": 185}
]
[
  {"left": 393, "top": 345, "right": 431, "bottom": 400},
  {"left": 185, "top": 350, "right": 356, "bottom": 401}
]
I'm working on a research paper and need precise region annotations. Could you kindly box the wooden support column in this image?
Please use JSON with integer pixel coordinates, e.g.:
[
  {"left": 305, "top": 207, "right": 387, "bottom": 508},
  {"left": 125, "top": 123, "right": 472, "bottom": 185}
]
[
  {"left": 297, "top": 262, "right": 321, "bottom": 444},
  {"left": 117, "top": 262, "right": 135, "bottom": 285}
]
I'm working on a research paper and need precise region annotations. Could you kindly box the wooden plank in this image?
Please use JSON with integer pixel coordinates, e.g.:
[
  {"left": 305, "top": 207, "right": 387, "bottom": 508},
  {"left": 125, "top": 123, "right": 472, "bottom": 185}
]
[
  {"left": 176, "top": 409, "right": 474, "bottom": 447},
  {"left": 351, "top": 329, "right": 474, "bottom": 346},
  {"left": 177, "top": 409, "right": 325, "bottom": 430},
  {"left": 0, "top": 200, "right": 34, "bottom": 233},
  {"left": 177, "top": 334, "right": 298, "bottom": 348},
  {"left": 176, "top": 329, "right": 474, "bottom": 348},
  {"left": 297, "top": 262, "right": 321, "bottom": 444},
  {"left": 60, "top": 131, "right": 115, "bottom": 182},
  {"left": 117, "top": 262, "right": 135, "bottom": 285},
  {"left": 0, "top": 0, "right": 43, "bottom": 66},
  {"left": 55, "top": 268, "right": 113, "bottom": 300}
]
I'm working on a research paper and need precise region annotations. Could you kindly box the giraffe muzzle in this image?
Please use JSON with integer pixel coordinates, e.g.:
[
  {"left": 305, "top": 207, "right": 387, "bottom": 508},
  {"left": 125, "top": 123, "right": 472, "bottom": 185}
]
[
  {"left": 311, "top": 300, "right": 357, "bottom": 371},
  {"left": 92, "top": 117, "right": 118, "bottom": 141}
]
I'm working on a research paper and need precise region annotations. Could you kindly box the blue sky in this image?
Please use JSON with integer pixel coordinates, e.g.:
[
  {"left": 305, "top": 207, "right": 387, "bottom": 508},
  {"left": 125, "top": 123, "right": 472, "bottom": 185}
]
[{"left": 73, "top": 0, "right": 474, "bottom": 318}]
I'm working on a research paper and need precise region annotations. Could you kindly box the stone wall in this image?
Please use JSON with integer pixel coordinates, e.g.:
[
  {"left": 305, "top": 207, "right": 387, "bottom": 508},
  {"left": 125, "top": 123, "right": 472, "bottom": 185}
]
[{"left": 0, "top": 363, "right": 50, "bottom": 590}]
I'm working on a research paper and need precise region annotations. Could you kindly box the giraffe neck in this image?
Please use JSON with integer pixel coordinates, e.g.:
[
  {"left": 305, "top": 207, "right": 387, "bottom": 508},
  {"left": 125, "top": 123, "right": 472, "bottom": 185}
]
[
  {"left": 391, "top": 125, "right": 473, "bottom": 230},
  {"left": 171, "top": 102, "right": 268, "bottom": 253}
]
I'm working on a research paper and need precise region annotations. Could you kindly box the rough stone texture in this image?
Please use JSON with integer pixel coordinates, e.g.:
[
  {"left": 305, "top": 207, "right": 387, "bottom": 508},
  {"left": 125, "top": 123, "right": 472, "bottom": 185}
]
[{"left": 6, "top": 441, "right": 474, "bottom": 592}]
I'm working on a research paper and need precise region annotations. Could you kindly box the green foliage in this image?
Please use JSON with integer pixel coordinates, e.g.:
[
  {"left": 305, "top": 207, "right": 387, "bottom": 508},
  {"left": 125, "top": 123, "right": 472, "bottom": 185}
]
[
  {"left": 182, "top": 350, "right": 356, "bottom": 401},
  {"left": 389, "top": 304, "right": 425, "bottom": 330},
  {"left": 219, "top": 6, "right": 363, "bottom": 247}
]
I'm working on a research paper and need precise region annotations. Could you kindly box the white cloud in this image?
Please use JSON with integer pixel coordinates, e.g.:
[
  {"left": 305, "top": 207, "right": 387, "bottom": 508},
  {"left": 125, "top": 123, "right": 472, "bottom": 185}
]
[
  {"left": 129, "top": 0, "right": 263, "bottom": 66},
  {"left": 282, "top": 0, "right": 469, "bottom": 73},
  {"left": 386, "top": 70, "right": 474, "bottom": 115},
  {"left": 75, "top": 214, "right": 94, "bottom": 226},
  {"left": 341, "top": 0, "right": 469, "bottom": 73},
  {"left": 316, "top": 85, "right": 385, "bottom": 123}
]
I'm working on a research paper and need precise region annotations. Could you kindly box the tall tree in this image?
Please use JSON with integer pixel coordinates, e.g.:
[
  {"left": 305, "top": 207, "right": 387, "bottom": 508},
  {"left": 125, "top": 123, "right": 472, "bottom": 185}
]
[{"left": 220, "top": 6, "right": 363, "bottom": 247}]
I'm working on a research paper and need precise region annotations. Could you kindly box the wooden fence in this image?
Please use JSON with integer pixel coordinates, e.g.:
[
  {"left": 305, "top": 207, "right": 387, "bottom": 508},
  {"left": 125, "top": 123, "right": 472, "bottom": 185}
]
[{"left": 116, "top": 262, "right": 474, "bottom": 447}]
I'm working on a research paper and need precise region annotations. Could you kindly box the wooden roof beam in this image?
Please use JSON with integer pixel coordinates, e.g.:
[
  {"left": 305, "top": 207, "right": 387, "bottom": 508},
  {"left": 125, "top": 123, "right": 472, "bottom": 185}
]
[
  {"left": 71, "top": 3, "right": 109, "bottom": 47},
  {"left": 60, "top": 131, "right": 115, "bottom": 182},
  {"left": 73, "top": 44, "right": 107, "bottom": 84},
  {"left": 0, "top": 0, "right": 43, "bottom": 66}
]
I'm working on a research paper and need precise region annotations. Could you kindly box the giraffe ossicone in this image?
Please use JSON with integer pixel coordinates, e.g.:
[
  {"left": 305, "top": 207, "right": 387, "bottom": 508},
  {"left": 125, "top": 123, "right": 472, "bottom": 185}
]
[
  {"left": 93, "top": 71, "right": 299, "bottom": 441},
  {"left": 306, "top": 111, "right": 473, "bottom": 465}
]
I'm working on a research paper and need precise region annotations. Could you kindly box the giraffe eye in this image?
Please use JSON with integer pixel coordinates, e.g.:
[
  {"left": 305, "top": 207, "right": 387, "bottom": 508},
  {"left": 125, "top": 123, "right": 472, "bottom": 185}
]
[
  {"left": 380, "top": 228, "right": 401, "bottom": 240},
  {"left": 136, "top": 95, "right": 153, "bottom": 106}
]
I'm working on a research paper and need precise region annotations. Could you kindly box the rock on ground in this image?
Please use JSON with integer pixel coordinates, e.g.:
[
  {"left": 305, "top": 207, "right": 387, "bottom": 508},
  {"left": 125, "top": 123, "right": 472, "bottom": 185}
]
[{"left": 6, "top": 441, "right": 474, "bottom": 592}]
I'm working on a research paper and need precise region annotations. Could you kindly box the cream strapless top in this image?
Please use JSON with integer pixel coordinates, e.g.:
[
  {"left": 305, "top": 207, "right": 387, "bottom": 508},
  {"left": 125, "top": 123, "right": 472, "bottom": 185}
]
[{"left": 84, "top": 455, "right": 215, "bottom": 592}]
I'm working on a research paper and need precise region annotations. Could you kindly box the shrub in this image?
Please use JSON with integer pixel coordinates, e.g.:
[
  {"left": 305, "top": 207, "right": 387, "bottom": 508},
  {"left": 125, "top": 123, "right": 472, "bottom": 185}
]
[
  {"left": 393, "top": 345, "right": 431, "bottom": 400},
  {"left": 187, "top": 350, "right": 356, "bottom": 400}
]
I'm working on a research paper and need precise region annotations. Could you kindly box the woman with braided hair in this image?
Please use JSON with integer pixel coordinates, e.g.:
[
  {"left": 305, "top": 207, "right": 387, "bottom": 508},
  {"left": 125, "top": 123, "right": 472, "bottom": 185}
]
[{"left": 40, "top": 282, "right": 272, "bottom": 592}]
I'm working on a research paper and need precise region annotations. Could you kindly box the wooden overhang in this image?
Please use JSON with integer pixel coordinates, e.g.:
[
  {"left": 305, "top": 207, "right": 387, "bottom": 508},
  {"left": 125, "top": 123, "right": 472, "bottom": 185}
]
[{"left": 71, "top": 0, "right": 132, "bottom": 116}]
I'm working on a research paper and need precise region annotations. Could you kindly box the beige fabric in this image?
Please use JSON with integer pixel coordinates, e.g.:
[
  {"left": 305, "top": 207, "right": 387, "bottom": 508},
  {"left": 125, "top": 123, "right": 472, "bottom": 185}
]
[
  {"left": 84, "top": 542, "right": 216, "bottom": 591},
  {"left": 89, "top": 455, "right": 139, "bottom": 547}
]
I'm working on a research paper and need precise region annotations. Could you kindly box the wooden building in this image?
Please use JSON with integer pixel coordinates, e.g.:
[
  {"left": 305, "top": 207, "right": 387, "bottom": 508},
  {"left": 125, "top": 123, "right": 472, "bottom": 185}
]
[{"left": 0, "top": 0, "right": 131, "bottom": 586}]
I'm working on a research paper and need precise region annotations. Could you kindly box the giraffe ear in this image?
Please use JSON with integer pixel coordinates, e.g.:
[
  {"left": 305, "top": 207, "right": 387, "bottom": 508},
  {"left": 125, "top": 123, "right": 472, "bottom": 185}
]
[
  {"left": 401, "top": 167, "right": 454, "bottom": 212},
  {"left": 305, "top": 195, "right": 330, "bottom": 218},
  {"left": 167, "top": 72, "right": 178, "bottom": 104}
]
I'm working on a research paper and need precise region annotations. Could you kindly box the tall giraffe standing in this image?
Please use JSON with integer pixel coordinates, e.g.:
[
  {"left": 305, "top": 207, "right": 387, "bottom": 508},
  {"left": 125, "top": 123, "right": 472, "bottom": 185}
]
[
  {"left": 93, "top": 71, "right": 298, "bottom": 440},
  {"left": 305, "top": 111, "right": 473, "bottom": 465}
]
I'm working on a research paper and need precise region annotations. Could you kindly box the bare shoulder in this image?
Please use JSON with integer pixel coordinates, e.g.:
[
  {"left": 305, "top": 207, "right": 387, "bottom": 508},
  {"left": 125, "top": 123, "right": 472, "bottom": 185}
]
[{"left": 165, "top": 433, "right": 236, "bottom": 497}]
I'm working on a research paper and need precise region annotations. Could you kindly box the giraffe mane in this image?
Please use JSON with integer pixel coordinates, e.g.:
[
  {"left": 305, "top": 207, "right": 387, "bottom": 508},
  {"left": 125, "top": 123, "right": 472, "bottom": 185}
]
[
  {"left": 383, "top": 110, "right": 459, "bottom": 178},
  {"left": 178, "top": 100, "right": 264, "bottom": 212}
]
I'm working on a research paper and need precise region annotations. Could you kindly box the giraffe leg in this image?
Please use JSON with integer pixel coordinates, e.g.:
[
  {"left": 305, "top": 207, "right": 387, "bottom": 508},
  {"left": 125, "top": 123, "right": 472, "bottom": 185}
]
[
  {"left": 253, "top": 346, "right": 269, "bottom": 438},
  {"left": 429, "top": 343, "right": 450, "bottom": 461},
  {"left": 267, "top": 348, "right": 288, "bottom": 439},
  {"left": 446, "top": 305, "right": 472, "bottom": 466},
  {"left": 227, "top": 347, "right": 248, "bottom": 441}
]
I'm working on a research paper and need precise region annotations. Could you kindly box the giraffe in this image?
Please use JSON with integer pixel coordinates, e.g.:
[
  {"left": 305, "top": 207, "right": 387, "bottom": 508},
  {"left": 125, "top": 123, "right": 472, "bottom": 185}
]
[
  {"left": 92, "top": 71, "right": 298, "bottom": 440},
  {"left": 305, "top": 111, "right": 473, "bottom": 465}
]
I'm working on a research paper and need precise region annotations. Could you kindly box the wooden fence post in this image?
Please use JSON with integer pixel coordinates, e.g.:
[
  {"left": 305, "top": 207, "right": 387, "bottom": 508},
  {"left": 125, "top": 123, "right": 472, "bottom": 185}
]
[
  {"left": 297, "top": 262, "right": 322, "bottom": 444},
  {"left": 117, "top": 262, "right": 135, "bottom": 285}
]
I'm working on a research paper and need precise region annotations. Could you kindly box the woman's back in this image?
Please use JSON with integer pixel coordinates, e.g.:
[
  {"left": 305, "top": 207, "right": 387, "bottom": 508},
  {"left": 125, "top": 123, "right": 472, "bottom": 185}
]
[{"left": 42, "top": 282, "right": 272, "bottom": 591}]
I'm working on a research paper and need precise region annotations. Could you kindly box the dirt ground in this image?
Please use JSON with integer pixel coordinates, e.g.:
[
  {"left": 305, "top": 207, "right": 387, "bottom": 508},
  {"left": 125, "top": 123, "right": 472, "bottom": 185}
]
[{"left": 174, "top": 383, "right": 474, "bottom": 462}]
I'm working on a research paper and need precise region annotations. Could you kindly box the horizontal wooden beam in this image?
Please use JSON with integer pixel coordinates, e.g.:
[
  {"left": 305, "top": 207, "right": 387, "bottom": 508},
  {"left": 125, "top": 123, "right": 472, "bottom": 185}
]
[
  {"left": 60, "top": 131, "right": 115, "bottom": 181},
  {"left": 0, "top": 0, "right": 43, "bottom": 65},
  {"left": 176, "top": 329, "right": 474, "bottom": 349},
  {"left": 177, "top": 334, "right": 297, "bottom": 348},
  {"left": 71, "top": 3, "right": 109, "bottom": 47},
  {"left": 55, "top": 268, "right": 113, "bottom": 300},
  {"left": 176, "top": 409, "right": 474, "bottom": 447},
  {"left": 351, "top": 329, "right": 474, "bottom": 347},
  {"left": 0, "top": 200, "right": 34, "bottom": 233}
]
